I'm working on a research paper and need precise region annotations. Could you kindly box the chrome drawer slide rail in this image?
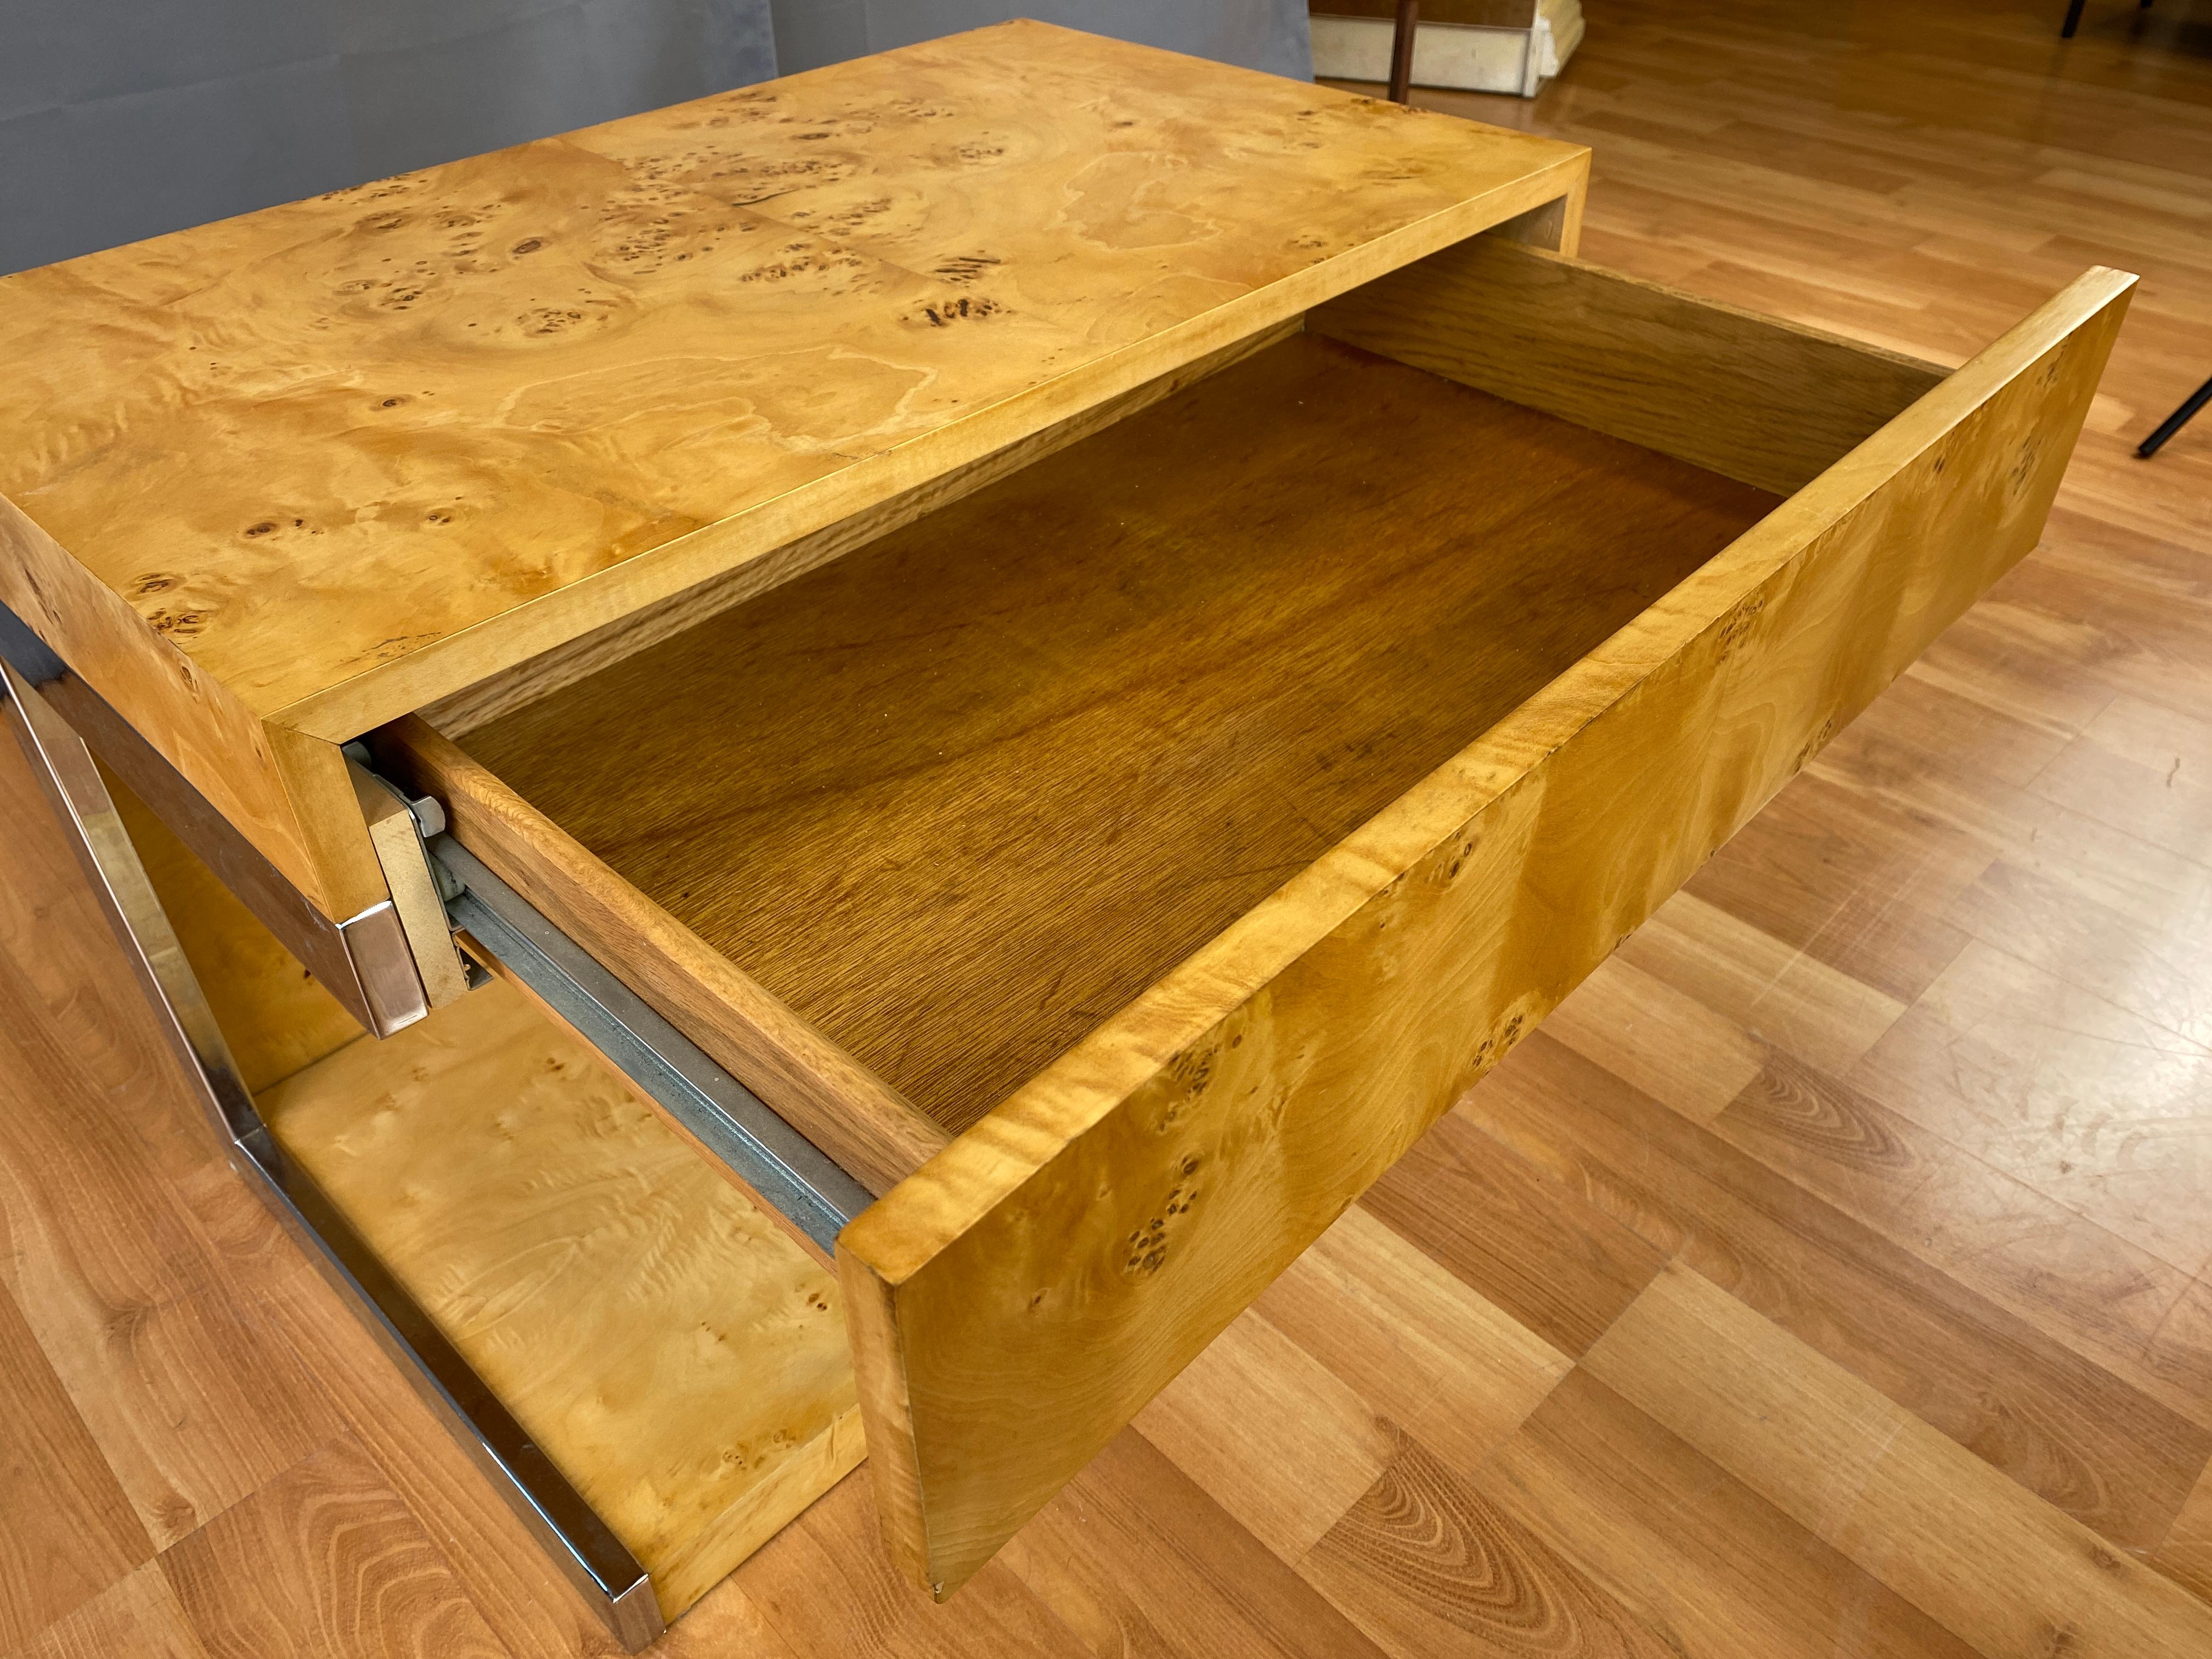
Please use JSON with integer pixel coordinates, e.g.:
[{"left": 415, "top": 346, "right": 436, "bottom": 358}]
[
  {"left": 0, "top": 659, "right": 665, "bottom": 1652},
  {"left": 428, "top": 834, "right": 871, "bottom": 1255}
]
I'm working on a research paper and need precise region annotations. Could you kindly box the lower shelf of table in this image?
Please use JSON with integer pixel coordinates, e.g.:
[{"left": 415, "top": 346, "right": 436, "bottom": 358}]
[{"left": 257, "top": 975, "right": 864, "bottom": 1623}]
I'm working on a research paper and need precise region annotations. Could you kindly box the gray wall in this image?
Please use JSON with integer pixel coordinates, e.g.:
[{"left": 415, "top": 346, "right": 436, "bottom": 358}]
[
  {"left": 0, "top": 0, "right": 777, "bottom": 275},
  {"left": 770, "top": 0, "right": 1313, "bottom": 81}
]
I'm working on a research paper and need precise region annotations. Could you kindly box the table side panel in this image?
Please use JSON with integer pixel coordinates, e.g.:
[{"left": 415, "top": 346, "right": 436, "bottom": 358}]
[{"left": 257, "top": 978, "right": 864, "bottom": 1623}]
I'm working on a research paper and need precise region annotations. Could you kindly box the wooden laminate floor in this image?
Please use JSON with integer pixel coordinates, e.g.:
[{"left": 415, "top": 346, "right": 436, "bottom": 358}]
[{"left": 5, "top": 0, "right": 2212, "bottom": 1652}]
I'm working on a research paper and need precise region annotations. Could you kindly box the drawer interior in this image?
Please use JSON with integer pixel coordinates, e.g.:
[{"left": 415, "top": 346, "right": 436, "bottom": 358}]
[{"left": 451, "top": 329, "right": 1780, "bottom": 1136}]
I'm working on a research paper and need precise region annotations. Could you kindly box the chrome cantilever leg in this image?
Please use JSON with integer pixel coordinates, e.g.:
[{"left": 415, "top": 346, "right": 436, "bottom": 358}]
[{"left": 0, "top": 658, "right": 665, "bottom": 1653}]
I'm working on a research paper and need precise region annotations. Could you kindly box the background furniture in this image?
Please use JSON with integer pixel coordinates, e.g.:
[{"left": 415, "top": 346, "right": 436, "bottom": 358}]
[
  {"left": 1311, "top": 0, "right": 1584, "bottom": 97},
  {"left": 2064, "top": 0, "right": 2155, "bottom": 38},
  {"left": 769, "top": 0, "right": 1311, "bottom": 78}
]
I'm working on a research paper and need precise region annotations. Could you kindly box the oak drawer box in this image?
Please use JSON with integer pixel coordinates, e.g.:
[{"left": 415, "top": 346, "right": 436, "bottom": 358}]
[{"left": 0, "top": 19, "right": 2128, "bottom": 1647}]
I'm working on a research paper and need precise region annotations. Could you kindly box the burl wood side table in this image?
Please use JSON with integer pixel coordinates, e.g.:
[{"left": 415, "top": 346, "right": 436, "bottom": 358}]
[{"left": 0, "top": 21, "right": 2129, "bottom": 1647}]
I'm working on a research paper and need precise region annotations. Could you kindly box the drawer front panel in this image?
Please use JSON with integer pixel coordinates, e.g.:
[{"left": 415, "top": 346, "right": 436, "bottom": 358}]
[{"left": 835, "top": 267, "right": 2134, "bottom": 1598}]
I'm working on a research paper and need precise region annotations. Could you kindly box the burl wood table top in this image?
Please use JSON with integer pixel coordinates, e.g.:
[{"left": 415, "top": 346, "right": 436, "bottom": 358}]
[{"left": 0, "top": 21, "right": 1581, "bottom": 740}]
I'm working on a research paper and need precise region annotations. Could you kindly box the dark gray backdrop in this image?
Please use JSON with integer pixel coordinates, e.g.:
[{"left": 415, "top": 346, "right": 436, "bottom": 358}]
[
  {"left": 1, "top": 1, "right": 1313, "bottom": 276},
  {"left": 768, "top": 0, "right": 1313, "bottom": 80}
]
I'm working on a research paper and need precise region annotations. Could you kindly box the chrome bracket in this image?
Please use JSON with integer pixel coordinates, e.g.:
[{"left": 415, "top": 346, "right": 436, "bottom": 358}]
[
  {"left": 0, "top": 658, "right": 666, "bottom": 1652},
  {"left": 0, "top": 599, "right": 428, "bottom": 1037}
]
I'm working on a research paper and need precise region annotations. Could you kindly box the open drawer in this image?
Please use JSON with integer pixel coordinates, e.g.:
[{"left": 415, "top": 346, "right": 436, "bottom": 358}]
[{"left": 363, "top": 235, "right": 2131, "bottom": 1599}]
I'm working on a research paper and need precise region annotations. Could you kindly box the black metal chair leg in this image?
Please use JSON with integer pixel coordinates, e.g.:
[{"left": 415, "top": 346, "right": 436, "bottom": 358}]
[
  {"left": 2137, "top": 375, "right": 2212, "bottom": 459},
  {"left": 2063, "top": 0, "right": 2087, "bottom": 36}
]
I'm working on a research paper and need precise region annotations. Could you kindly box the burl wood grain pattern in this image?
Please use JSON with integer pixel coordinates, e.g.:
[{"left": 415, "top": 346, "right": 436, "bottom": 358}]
[
  {"left": 0, "top": 21, "right": 1585, "bottom": 919},
  {"left": 836, "top": 268, "right": 2132, "bottom": 1595},
  {"left": 458, "top": 331, "right": 1776, "bottom": 1137},
  {"left": 256, "top": 979, "right": 864, "bottom": 1622},
  {"left": 0, "top": 498, "right": 384, "bottom": 922}
]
